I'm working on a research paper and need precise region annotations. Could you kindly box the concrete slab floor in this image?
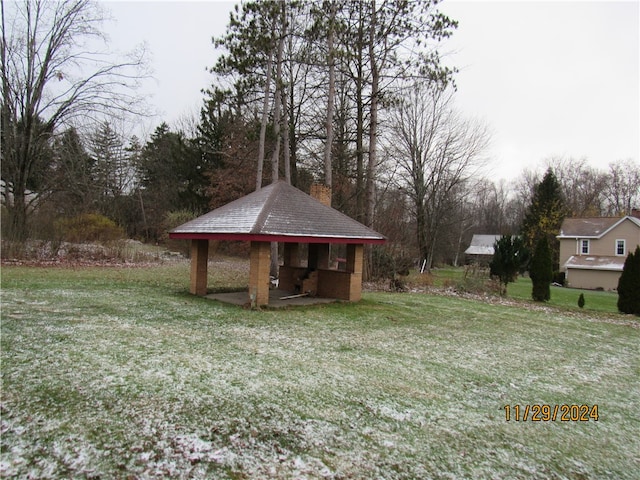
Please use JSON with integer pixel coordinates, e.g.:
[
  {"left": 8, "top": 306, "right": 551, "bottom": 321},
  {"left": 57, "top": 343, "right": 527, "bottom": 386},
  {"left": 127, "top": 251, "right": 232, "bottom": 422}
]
[{"left": 205, "top": 289, "right": 339, "bottom": 308}]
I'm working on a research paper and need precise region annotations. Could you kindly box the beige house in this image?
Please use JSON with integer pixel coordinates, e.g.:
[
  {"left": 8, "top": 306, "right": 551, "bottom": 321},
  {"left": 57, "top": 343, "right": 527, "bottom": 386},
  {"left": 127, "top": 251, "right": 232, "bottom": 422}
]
[{"left": 557, "top": 215, "right": 640, "bottom": 290}]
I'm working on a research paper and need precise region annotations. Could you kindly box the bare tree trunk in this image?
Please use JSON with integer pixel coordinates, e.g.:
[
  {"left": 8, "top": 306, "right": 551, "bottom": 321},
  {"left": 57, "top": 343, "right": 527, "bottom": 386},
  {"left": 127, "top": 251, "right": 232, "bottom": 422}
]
[
  {"left": 416, "top": 198, "right": 429, "bottom": 267},
  {"left": 355, "top": 80, "right": 365, "bottom": 222},
  {"left": 287, "top": 68, "right": 298, "bottom": 186},
  {"left": 256, "top": 51, "right": 273, "bottom": 191},
  {"left": 354, "top": 7, "right": 366, "bottom": 223},
  {"left": 282, "top": 82, "right": 291, "bottom": 184},
  {"left": 281, "top": 2, "right": 291, "bottom": 185},
  {"left": 271, "top": 47, "right": 283, "bottom": 185},
  {"left": 324, "top": 1, "right": 336, "bottom": 190},
  {"left": 270, "top": 20, "right": 285, "bottom": 278},
  {"left": 366, "top": 0, "right": 378, "bottom": 229}
]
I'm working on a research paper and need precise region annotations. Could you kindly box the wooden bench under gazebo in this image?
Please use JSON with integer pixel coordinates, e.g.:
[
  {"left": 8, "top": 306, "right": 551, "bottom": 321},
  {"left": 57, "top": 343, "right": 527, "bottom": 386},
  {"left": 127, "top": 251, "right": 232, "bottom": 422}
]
[{"left": 169, "top": 181, "right": 386, "bottom": 307}]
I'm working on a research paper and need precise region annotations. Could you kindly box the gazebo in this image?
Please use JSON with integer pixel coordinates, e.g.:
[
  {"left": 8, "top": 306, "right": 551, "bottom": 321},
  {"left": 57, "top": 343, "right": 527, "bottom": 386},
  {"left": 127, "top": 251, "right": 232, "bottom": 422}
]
[{"left": 169, "top": 181, "right": 386, "bottom": 307}]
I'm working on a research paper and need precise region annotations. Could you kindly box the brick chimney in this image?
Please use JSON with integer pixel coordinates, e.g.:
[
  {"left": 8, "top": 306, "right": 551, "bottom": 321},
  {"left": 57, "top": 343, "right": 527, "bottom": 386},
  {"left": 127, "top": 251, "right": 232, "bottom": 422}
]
[
  {"left": 310, "top": 183, "right": 332, "bottom": 207},
  {"left": 631, "top": 208, "right": 640, "bottom": 219}
]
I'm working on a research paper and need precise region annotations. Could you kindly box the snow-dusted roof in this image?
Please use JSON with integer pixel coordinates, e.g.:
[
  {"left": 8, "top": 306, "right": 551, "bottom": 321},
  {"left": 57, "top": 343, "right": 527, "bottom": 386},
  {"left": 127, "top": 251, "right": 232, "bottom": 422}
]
[
  {"left": 464, "top": 234, "right": 501, "bottom": 255},
  {"left": 558, "top": 216, "right": 640, "bottom": 239},
  {"left": 563, "top": 255, "right": 626, "bottom": 272},
  {"left": 170, "top": 180, "right": 386, "bottom": 244}
]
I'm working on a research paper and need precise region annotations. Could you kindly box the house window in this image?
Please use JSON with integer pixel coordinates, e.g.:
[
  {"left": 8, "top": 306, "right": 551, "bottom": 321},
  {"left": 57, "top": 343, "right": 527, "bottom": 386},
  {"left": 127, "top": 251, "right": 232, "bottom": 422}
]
[
  {"left": 581, "top": 239, "right": 590, "bottom": 254},
  {"left": 616, "top": 239, "right": 626, "bottom": 256}
]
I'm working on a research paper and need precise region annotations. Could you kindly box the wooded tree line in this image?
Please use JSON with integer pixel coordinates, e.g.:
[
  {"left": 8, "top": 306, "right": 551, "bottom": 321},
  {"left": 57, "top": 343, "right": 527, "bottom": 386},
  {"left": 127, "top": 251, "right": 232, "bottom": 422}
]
[{"left": 2, "top": 0, "right": 639, "bottom": 274}]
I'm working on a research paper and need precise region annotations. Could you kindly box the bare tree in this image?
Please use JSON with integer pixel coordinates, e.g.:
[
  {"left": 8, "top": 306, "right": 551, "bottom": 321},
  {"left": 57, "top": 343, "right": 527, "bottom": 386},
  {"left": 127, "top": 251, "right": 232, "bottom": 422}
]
[
  {"left": 604, "top": 159, "right": 640, "bottom": 216},
  {"left": 389, "top": 84, "right": 490, "bottom": 272},
  {"left": 1, "top": 0, "right": 148, "bottom": 240},
  {"left": 467, "top": 179, "right": 518, "bottom": 234},
  {"left": 545, "top": 156, "right": 608, "bottom": 216}
]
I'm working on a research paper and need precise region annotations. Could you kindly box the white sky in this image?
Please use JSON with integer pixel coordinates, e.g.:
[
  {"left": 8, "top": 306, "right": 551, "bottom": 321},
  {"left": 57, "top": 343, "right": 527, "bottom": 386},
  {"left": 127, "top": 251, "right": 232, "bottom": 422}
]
[{"left": 102, "top": 0, "right": 639, "bottom": 181}]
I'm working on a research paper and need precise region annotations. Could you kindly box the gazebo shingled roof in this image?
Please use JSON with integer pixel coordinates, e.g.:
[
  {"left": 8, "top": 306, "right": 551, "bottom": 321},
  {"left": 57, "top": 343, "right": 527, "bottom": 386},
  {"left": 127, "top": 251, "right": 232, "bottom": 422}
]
[
  {"left": 170, "top": 180, "right": 385, "bottom": 243},
  {"left": 169, "top": 181, "right": 386, "bottom": 306}
]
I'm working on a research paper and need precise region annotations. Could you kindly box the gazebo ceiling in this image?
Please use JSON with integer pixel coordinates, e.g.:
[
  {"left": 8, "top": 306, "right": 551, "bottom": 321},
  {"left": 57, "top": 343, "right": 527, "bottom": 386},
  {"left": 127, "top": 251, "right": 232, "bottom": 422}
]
[{"left": 169, "top": 180, "right": 386, "bottom": 244}]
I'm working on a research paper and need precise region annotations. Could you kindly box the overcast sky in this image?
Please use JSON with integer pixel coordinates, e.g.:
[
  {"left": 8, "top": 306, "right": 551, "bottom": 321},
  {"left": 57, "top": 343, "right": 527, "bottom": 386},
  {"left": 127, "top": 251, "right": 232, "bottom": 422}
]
[{"left": 103, "top": 0, "right": 639, "bottom": 181}]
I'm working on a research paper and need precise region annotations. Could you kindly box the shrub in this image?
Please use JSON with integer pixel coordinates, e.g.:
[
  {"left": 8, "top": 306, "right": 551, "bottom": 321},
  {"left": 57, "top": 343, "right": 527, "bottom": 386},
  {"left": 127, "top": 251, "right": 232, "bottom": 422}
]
[
  {"left": 54, "top": 214, "right": 124, "bottom": 243},
  {"left": 617, "top": 246, "right": 640, "bottom": 316},
  {"left": 449, "top": 264, "right": 502, "bottom": 296},
  {"left": 456, "top": 264, "right": 488, "bottom": 293},
  {"left": 370, "top": 246, "right": 413, "bottom": 282},
  {"left": 578, "top": 293, "right": 585, "bottom": 309}
]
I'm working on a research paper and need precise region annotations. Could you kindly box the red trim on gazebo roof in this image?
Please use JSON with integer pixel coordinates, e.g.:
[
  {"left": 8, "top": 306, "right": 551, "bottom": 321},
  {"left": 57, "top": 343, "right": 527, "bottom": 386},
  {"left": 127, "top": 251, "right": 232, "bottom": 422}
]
[{"left": 168, "top": 232, "right": 386, "bottom": 244}]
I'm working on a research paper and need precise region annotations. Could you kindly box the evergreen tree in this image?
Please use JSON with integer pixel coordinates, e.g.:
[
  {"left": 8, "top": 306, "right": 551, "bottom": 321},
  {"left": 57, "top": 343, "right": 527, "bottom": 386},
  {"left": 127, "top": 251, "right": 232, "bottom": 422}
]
[
  {"left": 90, "top": 122, "right": 132, "bottom": 201},
  {"left": 88, "top": 122, "right": 141, "bottom": 234},
  {"left": 489, "top": 235, "right": 529, "bottom": 295},
  {"left": 137, "top": 123, "right": 210, "bottom": 241},
  {"left": 578, "top": 293, "right": 585, "bottom": 309},
  {"left": 520, "top": 168, "right": 566, "bottom": 271},
  {"left": 530, "top": 236, "right": 553, "bottom": 302},
  {"left": 617, "top": 246, "right": 640, "bottom": 315},
  {"left": 197, "top": 95, "right": 260, "bottom": 209}
]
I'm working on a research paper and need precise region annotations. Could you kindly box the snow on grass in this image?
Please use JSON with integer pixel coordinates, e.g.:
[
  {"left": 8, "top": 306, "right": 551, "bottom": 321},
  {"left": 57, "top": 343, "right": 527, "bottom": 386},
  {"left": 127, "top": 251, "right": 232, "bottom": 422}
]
[{"left": 1, "top": 265, "right": 639, "bottom": 478}]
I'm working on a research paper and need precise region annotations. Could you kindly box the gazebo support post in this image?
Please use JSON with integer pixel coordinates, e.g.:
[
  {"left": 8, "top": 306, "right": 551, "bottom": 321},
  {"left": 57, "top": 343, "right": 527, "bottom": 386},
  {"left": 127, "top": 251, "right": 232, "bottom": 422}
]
[
  {"left": 346, "top": 243, "right": 364, "bottom": 301},
  {"left": 249, "top": 241, "right": 271, "bottom": 306},
  {"left": 190, "top": 239, "right": 209, "bottom": 296}
]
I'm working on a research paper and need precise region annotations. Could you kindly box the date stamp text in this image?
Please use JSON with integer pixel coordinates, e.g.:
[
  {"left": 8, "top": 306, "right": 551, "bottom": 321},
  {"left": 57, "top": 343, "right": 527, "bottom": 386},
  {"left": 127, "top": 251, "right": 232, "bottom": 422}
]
[{"left": 504, "top": 404, "right": 599, "bottom": 422}]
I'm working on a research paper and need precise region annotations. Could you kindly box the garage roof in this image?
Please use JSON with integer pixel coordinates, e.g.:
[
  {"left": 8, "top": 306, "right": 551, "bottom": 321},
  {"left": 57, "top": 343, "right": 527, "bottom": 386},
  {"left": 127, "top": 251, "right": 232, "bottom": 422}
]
[
  {"left": 563, "top": 255, "right": 625, "bottom": 271},
  {"left": 464, "top": 234, "right": 501, "bottom": 255}
]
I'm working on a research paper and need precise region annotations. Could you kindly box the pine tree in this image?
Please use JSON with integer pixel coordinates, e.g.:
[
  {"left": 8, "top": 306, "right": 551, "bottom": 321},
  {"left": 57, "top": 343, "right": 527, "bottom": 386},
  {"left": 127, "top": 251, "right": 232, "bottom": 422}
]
[
  {"left": 520, "top": 168, "right": 566, "bottom": 271},
  {"left": 617, "top": 246, "right": 640, "bottom": 315},
  {"left": 137, "top": 123, "right": 208, "bottom": 241},
  {"left": 489, "top": 235, "right": 529, "bottom": 295},
  {"left": 530, "top": 236, "right": 553, "bottom": 302}
]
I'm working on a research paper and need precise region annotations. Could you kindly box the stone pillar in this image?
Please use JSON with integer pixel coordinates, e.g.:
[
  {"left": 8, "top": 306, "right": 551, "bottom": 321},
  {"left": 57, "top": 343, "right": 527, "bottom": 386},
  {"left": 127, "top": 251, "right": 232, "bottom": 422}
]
[
  {"left": 346, "top": 243, "right": 364, "bottom": 301},
  {"left": 346, "top": 244, "right": 363, "bottom": 273},
  {"left": 249, "top": 241, "right": 271, "bottom": 306},
  {"left": 190, "top": 239, "right": 209, "bottom": 296}
]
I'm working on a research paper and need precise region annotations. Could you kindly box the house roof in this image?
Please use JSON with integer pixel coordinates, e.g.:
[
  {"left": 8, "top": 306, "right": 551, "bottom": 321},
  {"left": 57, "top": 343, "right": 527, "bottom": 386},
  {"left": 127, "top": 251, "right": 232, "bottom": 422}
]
[
  {"left": 464, "top": 234, "right": 501, "bottom": 255},
  {"left": 558, "top": 216, "right": 640, "bottom": 239},
  {"left": 169, "top": 180, "right": 386, "bottom": 244},
  {"left": 563, "top": 255, "right": 626, "bottom": 272}
]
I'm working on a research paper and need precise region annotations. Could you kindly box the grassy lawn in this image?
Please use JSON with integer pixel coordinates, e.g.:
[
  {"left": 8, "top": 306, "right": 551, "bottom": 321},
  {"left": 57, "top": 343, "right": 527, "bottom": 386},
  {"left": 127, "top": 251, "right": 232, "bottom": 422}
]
[
  {"left": 1, "top": 262, "right": 639, "bottom": 479},
  {"left": 425, "top": 267, "right": 620, "bottom": 314},
  {"left": 506, "top": 276, "right": 619, "bottom": 313}
]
